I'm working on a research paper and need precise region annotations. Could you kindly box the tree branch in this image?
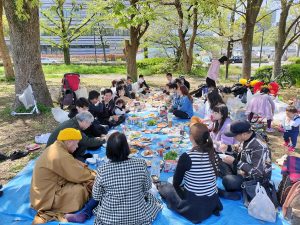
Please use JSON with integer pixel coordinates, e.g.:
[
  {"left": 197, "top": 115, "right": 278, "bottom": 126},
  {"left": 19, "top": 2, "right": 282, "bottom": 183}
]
[{"left": 69, "top": 14, "right": 95, "bottom": 42}]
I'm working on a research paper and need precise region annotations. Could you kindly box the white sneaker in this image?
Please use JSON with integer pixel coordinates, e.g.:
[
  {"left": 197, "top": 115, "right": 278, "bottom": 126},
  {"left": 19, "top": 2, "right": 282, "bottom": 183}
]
[{"left": 266, "top": 128, "right": 275, "bottom": 133}]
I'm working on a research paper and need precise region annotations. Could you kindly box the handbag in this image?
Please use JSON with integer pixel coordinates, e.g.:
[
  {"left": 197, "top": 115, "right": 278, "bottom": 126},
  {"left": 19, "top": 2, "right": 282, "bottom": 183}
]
[
  {"left": 248, "top": 182, "right": 277, "bottom": 222},
  {"left": 242, "top": 179, "right": 279, "bottom": 208},
  {"left": 277, "top": 174, "right": 293, "bottom": 206}
]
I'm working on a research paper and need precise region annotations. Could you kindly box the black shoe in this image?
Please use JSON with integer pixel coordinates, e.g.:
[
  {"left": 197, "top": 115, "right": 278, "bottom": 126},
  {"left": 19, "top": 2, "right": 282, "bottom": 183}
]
[
  {"left": 0, "top": 153, "right": 7, "bottom": 161},
  {"left": 10, "top": 151, "right": 28, "bottom": 161},
  {"left": 218, "top": 188, "right": 241, "bottom": 200},
  {"left": 83, "top": 153, "right": 93, "bottom": 159},
  {"left": 0, "top": 190, "right": 3, "bottom": 197}
]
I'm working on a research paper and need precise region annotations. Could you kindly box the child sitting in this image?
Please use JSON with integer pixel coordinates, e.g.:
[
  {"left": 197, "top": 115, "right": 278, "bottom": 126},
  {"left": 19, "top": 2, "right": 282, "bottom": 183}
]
[
  {"left": 173, "top": 85, "right": 194, "bottom": 119},
  {"left": 114, "top": 98, "right": 127, "bottom": 116},
  {"left": 282, "top": 106, "right": 300, "bottom": 152},
  {"left": 246, "top": 87, "right": 275, "bottom": 132}
]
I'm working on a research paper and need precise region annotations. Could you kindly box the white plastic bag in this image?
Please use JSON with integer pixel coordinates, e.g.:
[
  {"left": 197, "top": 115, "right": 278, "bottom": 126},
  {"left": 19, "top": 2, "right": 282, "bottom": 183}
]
[
  {"left": 75, "top": 87, "right": 88, "bottom": 99},
  {"left": 51, "top": 107, "right": 69, "bottom": 123},
  {"left": 246, "top": 89, "right": 253, "bottom": 107},
  {"left": 248, "top": 183, "right": 276, "bottom": 222}
]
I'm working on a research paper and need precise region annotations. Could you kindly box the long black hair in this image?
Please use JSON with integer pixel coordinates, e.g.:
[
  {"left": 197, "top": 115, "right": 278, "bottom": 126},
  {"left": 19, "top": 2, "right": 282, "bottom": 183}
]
[
  {"left": 207, "top": 88, "right": 225, "bottom": 110},
  {"left": 212, "top": 104, "right": 229, "bottom": 133},
  {"left": 190, "top": 123, "right": 219, "bottom": 176}
]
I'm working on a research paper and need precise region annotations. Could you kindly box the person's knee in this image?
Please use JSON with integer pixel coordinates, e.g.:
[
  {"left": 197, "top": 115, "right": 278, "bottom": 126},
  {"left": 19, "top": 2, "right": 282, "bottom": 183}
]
[{"left": 222, "top": 175, "right": 243, "bottom": 192}]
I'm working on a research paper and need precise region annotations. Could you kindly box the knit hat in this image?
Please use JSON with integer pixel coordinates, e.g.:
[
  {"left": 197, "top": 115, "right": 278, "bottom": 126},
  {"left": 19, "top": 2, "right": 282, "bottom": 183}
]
[
  {"left": 190, "top": 116, "right": 204, "bottom": 127},
  {"left": 57, "top": 128, "right": 82, "bottom": 141}
]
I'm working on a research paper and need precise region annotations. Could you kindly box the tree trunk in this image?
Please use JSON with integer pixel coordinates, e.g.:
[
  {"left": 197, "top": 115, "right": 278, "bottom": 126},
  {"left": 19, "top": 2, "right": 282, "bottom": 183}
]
[
  {"left": 242, "top": 0, "right": 263, "bottom": 79},
  {"left": 100, "top": 35, "right": 107, "bottom": 62},
  {"left": 272, "top": 1, "right": 292, "bottom": 79},
  {"left": 297, "top": 40, "right": 300, "bottom": 57},
  {"left": 124, "top": 39, "right": 138, "bottom": 81},
  {"left": 225, "top": 40, "right": 233, "bottom": 79},
  {"left": 0, "top": 0, "right": 14, "bottom": 80},
  {"left": 143, "top": 47, "right": 148, "bottom": 59},
  {"left": 63, "top": 45, "right": 71, "bottom": 65},
  {"left": 4, "top": 1, "right": 53, "bottom": 107}
]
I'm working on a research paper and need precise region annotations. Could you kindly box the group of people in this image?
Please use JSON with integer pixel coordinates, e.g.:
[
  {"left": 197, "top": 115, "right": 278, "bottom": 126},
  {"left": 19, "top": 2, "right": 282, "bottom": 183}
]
[{"left": 29, "top": 57, "right": 300, "bottom": 224}]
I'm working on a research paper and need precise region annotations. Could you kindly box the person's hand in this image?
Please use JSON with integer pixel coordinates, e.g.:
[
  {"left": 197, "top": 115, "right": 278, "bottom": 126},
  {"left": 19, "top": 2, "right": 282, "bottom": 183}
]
[
  {"left": 113, "top": 115, "right": 119, "bottom": 121},
  {"left": 219, "top": 144, "right": 228, "bottom": 153},
  {"left": 237, "top": 170, "right": 246, "bottom": 177},
  {"left": 94, "top": 101, "right": 100, "bottom": 106},
  {"left": 222, "top": 155, "right": 235, "bottom": 165},
  {"left": 232, "top": 144, "right": 240, "bottom": 152}
]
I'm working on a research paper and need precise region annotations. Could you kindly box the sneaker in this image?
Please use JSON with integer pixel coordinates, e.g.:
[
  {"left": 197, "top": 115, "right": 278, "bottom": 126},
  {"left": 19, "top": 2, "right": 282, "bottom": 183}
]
[
  {"left": 283, "top": 141, "right": 290, "bottom": 147},
  {"left": 266, "top": 128, "right": 275, "bottom": 133},
  {"left": 288, "top": 146, "right": 295, "bottom": 152},
  {"left": 10, "top": 151, "right": 28, "bottom": 161}
]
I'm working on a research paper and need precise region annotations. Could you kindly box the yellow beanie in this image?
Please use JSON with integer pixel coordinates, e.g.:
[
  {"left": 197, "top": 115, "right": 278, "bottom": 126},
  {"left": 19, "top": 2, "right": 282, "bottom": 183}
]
[{"left": 57, "top": 128, "right": 82, "bottom": 141}]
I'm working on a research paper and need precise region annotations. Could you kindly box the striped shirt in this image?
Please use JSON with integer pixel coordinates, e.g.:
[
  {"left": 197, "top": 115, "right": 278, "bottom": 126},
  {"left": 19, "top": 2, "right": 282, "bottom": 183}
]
[{"left": 173, "top": 150, "right": 218, "bottom": 197}]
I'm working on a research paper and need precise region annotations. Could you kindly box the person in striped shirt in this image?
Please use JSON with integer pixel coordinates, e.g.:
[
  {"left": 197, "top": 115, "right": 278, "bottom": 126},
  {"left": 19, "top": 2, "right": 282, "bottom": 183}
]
[{"left": 158, "top": 117, "right": 223, "bottom": 224}]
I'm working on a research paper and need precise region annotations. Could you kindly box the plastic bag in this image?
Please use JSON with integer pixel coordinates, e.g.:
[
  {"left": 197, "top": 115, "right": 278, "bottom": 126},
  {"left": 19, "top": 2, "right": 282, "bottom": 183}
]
[
  {"left": 246, "top": 89, "right": 253, "bottom": 107},
  {"left": 51, "top": 107, "right": 69, "bottom": 123},
  {"left": 75, "top": 87, "right": 88, "bottom": 99},
  {"left": 248, "top": 183, "right": 276, "bottom": 222}
]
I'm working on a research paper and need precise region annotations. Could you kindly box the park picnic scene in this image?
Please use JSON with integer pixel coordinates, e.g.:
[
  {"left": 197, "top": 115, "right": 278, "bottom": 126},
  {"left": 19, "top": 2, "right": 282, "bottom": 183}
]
[{"left": 0, "top": 0, "right": 300, "bottom": 225}]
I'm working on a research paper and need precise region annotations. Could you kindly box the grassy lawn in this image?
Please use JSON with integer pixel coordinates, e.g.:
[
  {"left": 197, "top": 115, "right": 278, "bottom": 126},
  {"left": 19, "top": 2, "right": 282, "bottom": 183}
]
[{"left": 0, "top": 64, "right": 298, "bottom": 184}]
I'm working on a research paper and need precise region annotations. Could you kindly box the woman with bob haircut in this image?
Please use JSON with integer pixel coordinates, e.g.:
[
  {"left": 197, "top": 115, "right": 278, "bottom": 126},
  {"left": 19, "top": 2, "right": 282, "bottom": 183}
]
[
  {"left": 173, "top": 85, "right": 194, "bottom": 119},
  {"left": 92, "top": 132, "right": 162, "bottom": 225},
  {"left": 157, "top": 117, "right": 223, "bottom": 224}
]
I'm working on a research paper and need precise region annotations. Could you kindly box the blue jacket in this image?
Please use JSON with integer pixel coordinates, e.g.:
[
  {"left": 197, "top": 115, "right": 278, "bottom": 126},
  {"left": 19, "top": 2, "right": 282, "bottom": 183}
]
[{"left": 178, "top": 96, "right": 194, "bottom": 118}]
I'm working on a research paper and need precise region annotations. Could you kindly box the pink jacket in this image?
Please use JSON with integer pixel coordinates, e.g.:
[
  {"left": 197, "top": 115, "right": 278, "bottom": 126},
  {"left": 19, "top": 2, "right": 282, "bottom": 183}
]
[{"left": 207, "top": 59, "right": 220, "bottom": 81}]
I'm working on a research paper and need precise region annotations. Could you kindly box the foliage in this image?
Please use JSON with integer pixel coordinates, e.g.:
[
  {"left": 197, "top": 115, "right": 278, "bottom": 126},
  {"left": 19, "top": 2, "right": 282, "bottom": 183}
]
[
  {"left": 15, "top": 0, "right": 39, "bottom": 20},
  {"left": 253, "top": 64, "right": 300, "bottom": 87},
  {"left": 288, "top": 57, "right": 300, "bottom": 64}
]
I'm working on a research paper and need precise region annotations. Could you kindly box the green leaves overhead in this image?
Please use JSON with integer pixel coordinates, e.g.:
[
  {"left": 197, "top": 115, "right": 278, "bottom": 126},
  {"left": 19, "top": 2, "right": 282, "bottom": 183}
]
[
  {"left": 91, "top": 0, "right": 157, "bottom": 29},
  {"left": 15, "top": 0, "right": 40, "bottom": 20}
]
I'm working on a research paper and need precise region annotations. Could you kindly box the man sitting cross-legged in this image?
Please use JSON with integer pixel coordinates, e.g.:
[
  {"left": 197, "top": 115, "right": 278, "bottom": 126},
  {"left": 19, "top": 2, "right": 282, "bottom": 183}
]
[{"left": 31, "top": 128, "right": 96, "bottom": 224}]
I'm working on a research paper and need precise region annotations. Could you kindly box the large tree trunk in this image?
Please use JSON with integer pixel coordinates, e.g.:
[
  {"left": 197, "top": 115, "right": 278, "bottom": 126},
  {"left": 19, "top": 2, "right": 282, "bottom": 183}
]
[
  {"left": 0, "top": 0, "right": 14, "bottom": 80},
  {"left": 124, "top": 39, "right": 138, "bottom": 81},
  {"left": 63, "top": 45, "right": 71, "bottom": 65},
  {"left": 242, "top": 0, "right": 263, "bottom": 79},
  {"left": 225, "top": 40, "right": 233, "bottom": 79},
  {"left": 273, "top": 1, "right": 292, "bottom": 79},
  {"left": 4, "top": 1, "right": 53, "bottom": 107}
]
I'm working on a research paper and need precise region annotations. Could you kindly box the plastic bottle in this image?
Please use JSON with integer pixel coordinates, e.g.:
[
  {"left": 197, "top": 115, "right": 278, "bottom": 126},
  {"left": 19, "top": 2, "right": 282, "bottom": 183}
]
[
  {"left": 167, "top": 113, "right": 173, "bottom": 127},
  {"left": 151, "top": 155, "right": 161, "bottom": 179}
]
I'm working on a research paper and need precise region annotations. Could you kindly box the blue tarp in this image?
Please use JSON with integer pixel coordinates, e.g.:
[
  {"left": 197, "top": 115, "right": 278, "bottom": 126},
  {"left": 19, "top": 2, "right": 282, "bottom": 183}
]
[{"left": 0, "top": 113, "right": 289, "bottom": 225}]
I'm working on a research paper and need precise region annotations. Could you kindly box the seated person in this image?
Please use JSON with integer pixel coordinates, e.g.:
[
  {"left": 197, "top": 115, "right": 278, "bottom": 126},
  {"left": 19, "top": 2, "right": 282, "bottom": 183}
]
[
  {"left": 30, "top": 128, "right": 96, "bottom": 224},
  {"left": 173, "top": 85, "right": 194, "bottom": 119},
  {"left": 158, "top": 118, "right": 222, "bottom": 224},
  {"left": 132, "top": 74, "right": 150, "bottom": 95},
  {"left": 114, "top": 98, "right": 127, "bottom": 116},
  {"left": 179, "top": 75, "right": 190, "bottom": 90},
  {"left": 69, "top": 97, "right": 108, "bottom": 137},
  {"left": 209, "top": 104, "right": 237, "bottom": 177},
  {"left": 204, "top": 88, "right": 225, "bottom": 120},
  {"left": 221, "top": 120, "right": 272, "bottom": 193},
  {"left": 114, "top": 85, "right": 131, "bottom": 104},
  {"left": 168, "top": 83, "right": 180, "bottom": 110},
  {"left": 88, "top": 90, "right": 104, "bottom": 119},
  {"left": 92, "top": 132, "right": 162, "bottom": 224},
  {"left": 166, "top": 72, "right": 174, "bottom": 85},
  {"left": 47, "top": 112, "right": 105, "bottom": 161},
  {"left": 126, "top": 76, "right": 135, "bottom": 98},
  {"left": 111, "top": 79, "right": 117, "bottom": 96}
]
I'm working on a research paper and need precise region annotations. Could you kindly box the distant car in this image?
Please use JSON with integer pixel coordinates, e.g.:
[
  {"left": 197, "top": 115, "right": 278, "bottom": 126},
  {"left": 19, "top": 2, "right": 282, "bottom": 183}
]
[
  {"left": 41, "top": 58, "right": 58, "bottom": 64},
  {"left": 230, "top": 56, "right": 242, "bottom": 63}
]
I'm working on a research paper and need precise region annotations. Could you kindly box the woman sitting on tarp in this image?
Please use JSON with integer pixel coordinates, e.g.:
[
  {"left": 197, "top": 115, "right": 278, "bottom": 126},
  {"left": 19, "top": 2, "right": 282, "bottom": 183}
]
[
  {"left": 209, "top": 104, "right": 237, "bottom": 177},
  {"left": 172, "top": 85, "right": 194, "bottom": 119},
  {"left": 157, "top": 116, "right": 223, "bottom": 224}
]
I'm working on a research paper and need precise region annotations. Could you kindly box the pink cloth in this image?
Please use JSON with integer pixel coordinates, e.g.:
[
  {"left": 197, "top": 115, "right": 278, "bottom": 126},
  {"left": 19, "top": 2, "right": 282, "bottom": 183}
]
[
  {"left": 207, "top": 59, "right": 220, "bottom": 81},
  {"left": 246, "top": 93, "right": 275, "bottom": 120}
]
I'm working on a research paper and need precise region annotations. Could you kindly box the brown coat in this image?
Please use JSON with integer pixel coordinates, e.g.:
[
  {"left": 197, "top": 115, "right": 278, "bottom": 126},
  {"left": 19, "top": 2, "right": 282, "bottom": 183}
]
[{"left": 30, "top": 141, "right": 95, "bottom": 223}]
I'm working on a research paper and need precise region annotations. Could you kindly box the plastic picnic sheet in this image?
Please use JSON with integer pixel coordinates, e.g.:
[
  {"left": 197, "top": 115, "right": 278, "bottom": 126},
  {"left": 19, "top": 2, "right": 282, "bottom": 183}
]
[{"left": 0, "top": 111, "right": 289, "bottom": 225}]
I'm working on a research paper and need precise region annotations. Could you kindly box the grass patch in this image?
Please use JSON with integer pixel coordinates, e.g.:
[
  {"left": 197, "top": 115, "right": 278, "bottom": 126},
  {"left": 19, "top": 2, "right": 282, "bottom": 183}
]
[
  {"left": 28, "top": 151, "right": 41, "bottom": 160},
  {"left": 42, "top": 64, "right": 126, "bottom": 76},
  {"left": 8, "top": 163, "right": 24, "bottom": 173},
  {"left": 0, "top": 106, "right": 12, "bottom": 120}
]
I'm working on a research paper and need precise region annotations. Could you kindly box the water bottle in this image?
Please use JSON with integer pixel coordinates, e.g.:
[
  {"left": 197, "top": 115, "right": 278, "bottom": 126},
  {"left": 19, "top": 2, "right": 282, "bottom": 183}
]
[{"left": 151, "top": 155, "right": 160, "bottom": 180}]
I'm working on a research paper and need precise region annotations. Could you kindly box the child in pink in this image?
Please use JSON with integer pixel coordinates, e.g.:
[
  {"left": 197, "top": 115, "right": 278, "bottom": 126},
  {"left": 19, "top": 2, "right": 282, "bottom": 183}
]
[{"left": 246, "top": 87, "right": 275, "bottom": 132}]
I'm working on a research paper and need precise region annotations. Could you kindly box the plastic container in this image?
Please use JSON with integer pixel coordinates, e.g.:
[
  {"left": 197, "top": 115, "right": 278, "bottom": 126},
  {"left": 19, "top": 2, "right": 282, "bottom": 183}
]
[{"left": 151, "top": 155, "right": 161, "bottom": 179}]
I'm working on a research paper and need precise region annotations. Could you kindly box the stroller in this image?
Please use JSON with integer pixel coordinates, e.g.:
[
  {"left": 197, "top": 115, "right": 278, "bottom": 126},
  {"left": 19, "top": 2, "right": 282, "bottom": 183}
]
[{"left": 60, "top": 73, "right": 80, "bottom": 109}]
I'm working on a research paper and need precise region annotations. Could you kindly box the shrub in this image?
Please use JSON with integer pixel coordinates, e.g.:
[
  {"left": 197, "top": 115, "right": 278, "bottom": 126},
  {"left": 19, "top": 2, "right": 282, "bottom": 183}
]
[
  {"left": 253, "top": 65, "right": 273, "bottom": 82},
  {"left": 288, "top": 57, "right": 300, "bottom": 64},
  {"left": 283, "top": 64, "right": 300, "bottom": 87}
]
